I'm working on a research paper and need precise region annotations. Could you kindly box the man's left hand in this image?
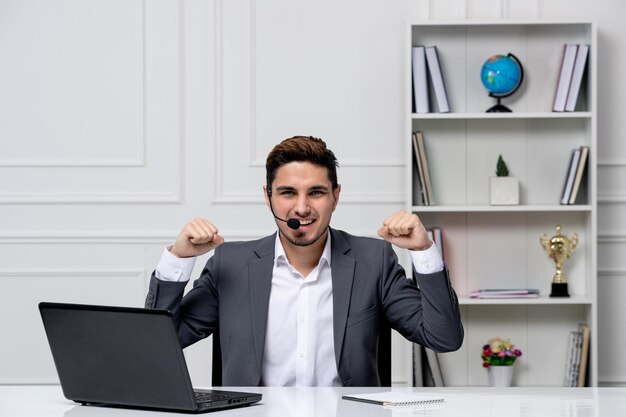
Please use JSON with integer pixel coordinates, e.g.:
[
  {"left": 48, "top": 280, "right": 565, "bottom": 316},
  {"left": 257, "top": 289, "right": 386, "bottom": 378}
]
[{"left": 377, "top": 210, "right": 432, "bottom": 251}]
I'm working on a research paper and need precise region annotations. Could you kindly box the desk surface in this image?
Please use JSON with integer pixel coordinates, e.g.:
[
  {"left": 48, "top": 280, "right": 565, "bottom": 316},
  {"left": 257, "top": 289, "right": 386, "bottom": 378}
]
[{"left": 1, "top": 385, "right": 625, "bottom": 416}]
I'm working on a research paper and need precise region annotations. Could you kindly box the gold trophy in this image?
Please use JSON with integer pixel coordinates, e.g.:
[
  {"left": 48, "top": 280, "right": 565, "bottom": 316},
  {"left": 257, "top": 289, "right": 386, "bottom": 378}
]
[{"left": 540, "top": 225, "right": 578, "bottom": 297}]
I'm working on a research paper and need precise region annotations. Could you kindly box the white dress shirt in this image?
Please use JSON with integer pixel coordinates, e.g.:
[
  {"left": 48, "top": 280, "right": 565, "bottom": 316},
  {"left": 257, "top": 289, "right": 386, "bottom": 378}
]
[{"left": 155, "top": 231, "right": 443, "bottom": 386}]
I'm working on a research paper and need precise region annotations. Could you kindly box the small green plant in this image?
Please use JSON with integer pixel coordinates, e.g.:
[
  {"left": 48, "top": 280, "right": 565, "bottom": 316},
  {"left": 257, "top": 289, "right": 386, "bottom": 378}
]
[{"left": 496, "top": 155, "right": 509, "bottom": 177}]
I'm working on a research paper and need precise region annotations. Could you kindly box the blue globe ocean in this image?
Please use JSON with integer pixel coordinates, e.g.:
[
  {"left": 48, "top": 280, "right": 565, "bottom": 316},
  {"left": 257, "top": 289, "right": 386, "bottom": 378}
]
[{"left": 481, "top": 55, "right": 522, "bottom": 96}]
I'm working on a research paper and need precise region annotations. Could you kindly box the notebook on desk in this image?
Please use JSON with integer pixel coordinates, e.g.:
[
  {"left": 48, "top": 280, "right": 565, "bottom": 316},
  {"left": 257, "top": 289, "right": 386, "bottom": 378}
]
[{"left": 39, "top": 302, "right": 262, "bottom": 414}]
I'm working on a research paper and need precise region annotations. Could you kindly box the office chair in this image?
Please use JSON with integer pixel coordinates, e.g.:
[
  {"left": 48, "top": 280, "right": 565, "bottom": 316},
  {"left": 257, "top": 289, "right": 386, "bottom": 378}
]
[
  {"left": 211, "top": 321, "right": 392, "bottom": 387},
  {"left": 211, "top": 330, "right": 222, "bottom": 386}
]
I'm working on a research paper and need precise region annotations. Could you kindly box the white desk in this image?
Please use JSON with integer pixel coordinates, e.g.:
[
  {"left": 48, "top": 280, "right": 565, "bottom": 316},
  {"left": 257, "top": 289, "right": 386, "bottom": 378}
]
[{"left": 1, "top": 385, "right": 625, "bottom": 416}]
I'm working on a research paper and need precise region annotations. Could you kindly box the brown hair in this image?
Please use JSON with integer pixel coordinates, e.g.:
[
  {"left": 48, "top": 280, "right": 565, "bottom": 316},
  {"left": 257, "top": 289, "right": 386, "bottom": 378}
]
[{"left": 266, "top": 136, "right": 339, "bottom": 193}]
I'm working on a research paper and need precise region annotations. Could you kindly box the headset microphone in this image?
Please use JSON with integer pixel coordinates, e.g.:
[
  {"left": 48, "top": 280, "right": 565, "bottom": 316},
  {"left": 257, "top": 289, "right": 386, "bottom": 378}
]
[{"left": 266, "top": 189, "right": 301, "bottom": 230}]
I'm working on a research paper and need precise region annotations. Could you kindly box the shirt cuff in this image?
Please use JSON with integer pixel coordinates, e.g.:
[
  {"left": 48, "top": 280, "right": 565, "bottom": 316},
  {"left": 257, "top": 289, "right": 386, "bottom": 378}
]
[
  {"left": 409, "top": 241, "right": 444, "bottom": 274},
  {"left": 154, "top": 245, "right": 196, "bottom": 282}
]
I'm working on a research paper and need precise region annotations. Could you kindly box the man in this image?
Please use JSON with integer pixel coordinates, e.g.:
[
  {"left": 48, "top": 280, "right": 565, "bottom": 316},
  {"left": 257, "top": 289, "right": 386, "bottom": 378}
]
[{"left": 145, "top": 136, "right": 463, "bottom": 387}]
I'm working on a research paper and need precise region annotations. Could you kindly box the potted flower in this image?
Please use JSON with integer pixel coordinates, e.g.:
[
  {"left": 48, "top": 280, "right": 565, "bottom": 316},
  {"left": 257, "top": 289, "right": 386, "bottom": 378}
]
[
  {"left": 481, "top": 337, "right": 522, "bottom": 387},
  {"left": 490, "top": 155, "right": 519, "bottom": 205}
]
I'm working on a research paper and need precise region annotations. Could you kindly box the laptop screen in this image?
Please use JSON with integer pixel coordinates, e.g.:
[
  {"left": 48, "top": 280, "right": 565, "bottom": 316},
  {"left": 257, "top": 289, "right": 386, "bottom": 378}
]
[{"left": 39, "top": 303, "right": 198, "bottom": 411}]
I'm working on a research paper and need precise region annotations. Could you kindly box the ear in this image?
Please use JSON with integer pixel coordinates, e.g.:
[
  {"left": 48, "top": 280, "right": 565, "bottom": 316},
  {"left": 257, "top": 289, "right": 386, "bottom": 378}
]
[
  {"left": 263, "top": 185, "right": 272, "bottom": 208},
  {"left": 332, "top": 184, "right": 341, "bottom": 211}
]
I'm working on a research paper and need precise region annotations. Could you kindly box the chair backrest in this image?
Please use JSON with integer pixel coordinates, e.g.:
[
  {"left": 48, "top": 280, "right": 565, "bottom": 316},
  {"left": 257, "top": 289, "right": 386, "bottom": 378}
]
[
  {"left": 377, "top": 318, "right": 392, "bottom": 386},
  {"left": 211, "top": 322, "right": 392, "bottom": 387},
  {"left": 211, "top": 330, "right": 222, "bottom": 386}
]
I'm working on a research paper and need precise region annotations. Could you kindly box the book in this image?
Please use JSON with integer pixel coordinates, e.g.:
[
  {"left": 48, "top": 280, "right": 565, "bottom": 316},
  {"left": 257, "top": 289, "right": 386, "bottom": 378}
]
[
  {"left": 430, "top": 227, "right": 444, "bottom": 261},
  {"left": 416, "top": 131, "right": 435, "bottom": 205},
  {"left": 412, "top": 344, "right": 424, "bottom": 387},
  {"left": 342, "top": 391, "right": 444, "bottom": 408},
  {"left": 469, "top": 289, "right": 540, "bottom": 299},
  {"left": 571, "top": 331, "right": 583, "bottom": 386},
  {"left": 412, "top": 132, "right": 429, "bottom": 205},
  {"left": 412, "top": 46, "right": 430, "bottom": 113},
  {"left": 425, "top": 348, "right": 445, "bottom": 387},
  {"left": 560, "top": 148, "right": 581, "bottom": 205},
  {"left": 565, "top": 44, "right": 590, "bottom": 111},
  {"left": 424, "top": 46, "right": 450, "bottom": 113},
  {"left": 564, "top": 330, "right": 583, "bottom": 387},
  {"left": 577, "top": 323, "right": 590, "bottom": 387},
  {"left": 563, "top": 331, "right": 576, "bottom": 386},
  {"left": 568, "top": 145, "right": 589, "bottom": 204},
  {"left": 553, "top": 44, "right": 578, "bottom": 112}
]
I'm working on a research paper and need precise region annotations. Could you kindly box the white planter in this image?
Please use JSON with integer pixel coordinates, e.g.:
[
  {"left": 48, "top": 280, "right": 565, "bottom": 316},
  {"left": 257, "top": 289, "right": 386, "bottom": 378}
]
[
  {"left": 488, "top": 365, "right": 514, "bottom": 387},
  {"left": 490, "top": 177, "right": 519, "bottom": 205}
]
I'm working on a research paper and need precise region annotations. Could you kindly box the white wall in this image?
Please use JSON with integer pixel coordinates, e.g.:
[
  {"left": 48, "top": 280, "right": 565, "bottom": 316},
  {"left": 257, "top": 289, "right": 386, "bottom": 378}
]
[{"left": 1, "top": 0, "right": 625, "bottom": 387}]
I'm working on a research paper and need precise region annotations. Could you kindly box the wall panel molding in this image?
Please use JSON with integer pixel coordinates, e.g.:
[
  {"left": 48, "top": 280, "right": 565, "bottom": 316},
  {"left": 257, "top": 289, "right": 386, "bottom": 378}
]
[
  {"left": 0, "top": 0, "right": 182, "bottom": 204},
  {"left": 598, "top": 234, "right": 626, "bottom": 244},
  {"left": 0, "top": 269, "right": 145, "bottom": 279},
  {"left": 0, "top": 230, "right": 379, "bottom": 244},
  {"left": 212, "top": 0, "right": 404, "bottom": 204},
  {"left": 0, "top": 232, "right": 177, "bottom": 245},
  {"left": 0, "top": 191, "right": 181, "bottom": 205},
  {"left": 599, "top": 159, "right": 626, "bottom": 167},
  {"left": 0, "top": 0, "right": 146, "bottom": 168},
  {"left": 598, "top": 268, "right": 626, "bottom": 277},
  {"left": 598, "top": 192, "right": 626, "bottom": 204},
  {"left": 0, "top": 268, "right": 147, "bottom": 385}
]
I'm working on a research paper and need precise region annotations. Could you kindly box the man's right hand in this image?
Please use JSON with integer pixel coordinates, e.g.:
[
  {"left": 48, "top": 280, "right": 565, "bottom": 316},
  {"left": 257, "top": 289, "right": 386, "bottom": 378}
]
[{"left": 170, "top": 218, "right": 224, "bottom": 258}]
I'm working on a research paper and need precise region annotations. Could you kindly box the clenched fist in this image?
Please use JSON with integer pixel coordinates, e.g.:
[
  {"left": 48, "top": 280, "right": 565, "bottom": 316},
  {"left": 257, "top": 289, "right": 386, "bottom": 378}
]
[
  {"left": 377, "top": 211, "right": 431, "bottom": 251},
  {"left": 170, "top": 218, "right": 224, "bottom": 258}
]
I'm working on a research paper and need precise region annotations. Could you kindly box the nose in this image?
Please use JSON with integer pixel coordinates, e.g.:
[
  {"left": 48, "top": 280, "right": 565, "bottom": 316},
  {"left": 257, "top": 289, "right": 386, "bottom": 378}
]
[{"left": 294, "top": 195, "right": 310, "bottom": 217}]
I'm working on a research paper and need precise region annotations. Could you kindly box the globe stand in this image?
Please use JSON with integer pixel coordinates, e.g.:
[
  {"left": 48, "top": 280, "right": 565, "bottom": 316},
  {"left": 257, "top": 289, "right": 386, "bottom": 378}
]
[{"left": 486, "top": 96, "right": 512, "bottom": 113}]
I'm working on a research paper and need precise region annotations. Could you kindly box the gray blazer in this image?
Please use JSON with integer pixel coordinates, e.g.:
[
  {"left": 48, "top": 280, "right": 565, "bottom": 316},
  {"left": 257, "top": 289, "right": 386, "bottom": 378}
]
[{"left": 145, "top": 227, "right": 463, "bottom": 387}]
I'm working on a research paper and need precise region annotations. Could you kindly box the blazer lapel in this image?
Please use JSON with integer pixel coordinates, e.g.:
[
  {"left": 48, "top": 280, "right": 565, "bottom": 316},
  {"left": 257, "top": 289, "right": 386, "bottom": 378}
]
[
  {"left": 248, "top": 233, "right": 276, "bottom": 376},
  {"left": 329, "top": 228, "right": 356, "bottom": 369}
]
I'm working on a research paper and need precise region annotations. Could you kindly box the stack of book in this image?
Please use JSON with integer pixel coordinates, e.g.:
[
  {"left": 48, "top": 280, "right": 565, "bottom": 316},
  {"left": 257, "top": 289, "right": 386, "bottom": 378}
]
[
  {"left": 564, "top": 323, "right": 590, "bottom": 387},
  {"left": 411, "top": 45, "right": 450, "bottom": 113},
  {"left": 412, "top": 131, "right": 435, "bottom": 206},
  {"left": 560, "top": 146, "right": 589, "bottom": 205},
  {"left": 553, "top": 44, "right": 590, "bottom": 112},
  {"left": 427, "top": 227, "right": 444, "bottom": 260},
  {"left": 469, "top": 289, "right": 540, "bottom": 299},
  {"left": 414, "top": 226, "right": 446, "bottom": 387},
  {"left": 413, "top": 344, "right": 445, "bottom": 387}
]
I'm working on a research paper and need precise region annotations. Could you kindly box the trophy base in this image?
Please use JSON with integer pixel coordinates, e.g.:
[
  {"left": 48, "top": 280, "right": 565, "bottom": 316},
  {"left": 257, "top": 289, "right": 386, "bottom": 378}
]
[{"left": 550, "top": 283, "right": 570, "bottom": 298}]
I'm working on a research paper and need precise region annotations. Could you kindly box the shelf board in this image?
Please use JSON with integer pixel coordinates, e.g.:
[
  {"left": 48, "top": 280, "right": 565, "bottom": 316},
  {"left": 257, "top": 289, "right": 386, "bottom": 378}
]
[
  {"left": 458, "top": 295, "right": 593, "bottom": 305},
  {"left": 412, "top": 112, "right": 592, "bottom": 120},
  {"left": 411, "top": 205, "right": 592, "bottom": 213},
  {"left": 410, "top": 19, "right": 593, "bottom": 27}
]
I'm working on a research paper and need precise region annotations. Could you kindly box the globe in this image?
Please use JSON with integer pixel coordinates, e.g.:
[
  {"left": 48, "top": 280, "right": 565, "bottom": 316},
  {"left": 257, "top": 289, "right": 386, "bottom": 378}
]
[{"left": 480, "top": 53, "right": 524, "bottom": 112}]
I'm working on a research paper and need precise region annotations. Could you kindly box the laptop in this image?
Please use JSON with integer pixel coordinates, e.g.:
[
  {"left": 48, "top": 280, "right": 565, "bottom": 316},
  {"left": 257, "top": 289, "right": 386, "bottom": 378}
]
[{"left": 39, "top": 302, "right": 262, "bottom": 413}]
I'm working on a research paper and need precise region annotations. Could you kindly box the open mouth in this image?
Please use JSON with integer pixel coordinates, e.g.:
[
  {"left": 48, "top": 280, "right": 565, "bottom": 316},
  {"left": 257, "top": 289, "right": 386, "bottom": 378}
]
[{"left": 298, "top": 219, "right": 315, "bottom": 226}]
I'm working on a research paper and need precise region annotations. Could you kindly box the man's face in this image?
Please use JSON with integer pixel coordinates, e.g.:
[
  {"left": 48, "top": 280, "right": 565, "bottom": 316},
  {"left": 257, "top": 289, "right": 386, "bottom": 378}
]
[{"left": 265, "top": 161, "right": 340, "bottom": 247}]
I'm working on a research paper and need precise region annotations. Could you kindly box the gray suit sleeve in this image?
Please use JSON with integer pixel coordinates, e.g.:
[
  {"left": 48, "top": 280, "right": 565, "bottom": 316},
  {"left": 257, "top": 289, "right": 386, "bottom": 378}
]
[
  {"left": 145, "top": 250, "right": 220, "bottom": 348},
  {"left": 380, "top": 243, "right": 463, "bottom": 352}
]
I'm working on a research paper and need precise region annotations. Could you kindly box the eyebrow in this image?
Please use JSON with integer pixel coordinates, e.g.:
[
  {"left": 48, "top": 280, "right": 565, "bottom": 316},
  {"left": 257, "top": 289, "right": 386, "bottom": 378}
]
[{"left": 275, "top": 185, "right": 330, "bottom": 192}]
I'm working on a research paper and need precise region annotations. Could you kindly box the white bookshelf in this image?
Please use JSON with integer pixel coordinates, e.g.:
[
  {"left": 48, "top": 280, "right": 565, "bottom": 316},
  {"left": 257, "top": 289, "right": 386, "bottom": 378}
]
[{"left": 406, "top": 21, "right": 597, "bottom": 387}]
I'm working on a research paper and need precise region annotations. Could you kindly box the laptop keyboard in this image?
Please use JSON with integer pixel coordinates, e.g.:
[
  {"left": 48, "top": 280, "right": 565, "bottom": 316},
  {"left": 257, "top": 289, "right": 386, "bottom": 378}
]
[{"left": 194, "top": 391, "right": 230, "bottom": 404}]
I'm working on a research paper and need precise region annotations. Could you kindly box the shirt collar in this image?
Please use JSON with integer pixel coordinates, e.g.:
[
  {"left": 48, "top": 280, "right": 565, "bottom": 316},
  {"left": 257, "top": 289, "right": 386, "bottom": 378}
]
[{"left": 273, "top": 229, "right": 332, "bottom": 268}]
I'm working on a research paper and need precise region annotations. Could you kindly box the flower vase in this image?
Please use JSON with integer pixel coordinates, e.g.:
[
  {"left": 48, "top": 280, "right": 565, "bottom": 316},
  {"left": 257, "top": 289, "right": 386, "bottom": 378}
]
[{"left": 488, "top": 365, "right": 513, "bottom": 387}]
